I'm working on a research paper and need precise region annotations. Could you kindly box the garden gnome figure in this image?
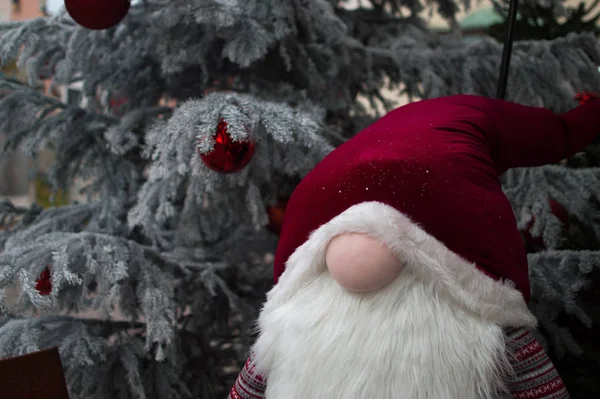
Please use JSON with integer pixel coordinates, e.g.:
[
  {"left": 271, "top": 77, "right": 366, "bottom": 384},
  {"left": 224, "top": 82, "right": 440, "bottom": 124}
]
[{"left": 230, "top": 94, "right": 600, "bottom": 398}]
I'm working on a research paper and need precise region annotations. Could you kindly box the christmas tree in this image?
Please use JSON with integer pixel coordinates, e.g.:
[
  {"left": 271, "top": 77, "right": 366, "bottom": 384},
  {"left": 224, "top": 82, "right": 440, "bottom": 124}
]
[{"left": 0, "top": 0, "right": 599, "bottom": 398}]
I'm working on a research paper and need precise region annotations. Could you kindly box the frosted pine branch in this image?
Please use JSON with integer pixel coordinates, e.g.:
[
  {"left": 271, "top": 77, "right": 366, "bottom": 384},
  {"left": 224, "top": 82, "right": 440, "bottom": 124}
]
[
  {"left": 528, "top": 250, "right": 600, "bottom": 357},
  {"left": 0, "top": 318, "right": 194, "bottom": 398},
  {"left": 0, "top": 232, "right": 187, "bottom": 356},
  {"left": 502, "top": 166, "right": 600, "bottom": 248},
  {"left": 3, "top": 202, "right": 100, "bottom": 246},
  {"left": 128, "top": 92, "right": 332, "bottom": 248},
  {"left": 0, "top": 80, "right": 145, "bottom": 201},
  {"left": 1, "top": 3, "right": 597, "bottom": 123}
]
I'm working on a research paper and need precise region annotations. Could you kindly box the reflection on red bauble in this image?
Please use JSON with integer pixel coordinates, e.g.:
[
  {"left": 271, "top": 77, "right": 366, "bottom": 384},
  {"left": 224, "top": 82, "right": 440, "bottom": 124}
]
[
  {"left": 266, "top": 198, "right": 289, "bottom": 235},
  {"left": 110, "top": 97, "right": 128, "bottom": 116},
  {"left": 65, "top": 0, "right": 130, "bottom": 30},
  {"left": 574, "top": 91, "right": 599, "bottom": 105},
  {"left": 522, "top": 200, "right": 569, "bottom": 250},
  {"left": 35, "top": 267, "right": 52, "bottom": 296},
  {"left": 198, "top": 119, "right": 255, "bottom": 174}
]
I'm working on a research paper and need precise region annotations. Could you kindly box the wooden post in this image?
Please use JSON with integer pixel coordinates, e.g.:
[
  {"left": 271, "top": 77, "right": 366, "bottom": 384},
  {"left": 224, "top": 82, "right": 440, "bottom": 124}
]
[{"left": 0, "top": 347, "right": 70, "bottom": 398}]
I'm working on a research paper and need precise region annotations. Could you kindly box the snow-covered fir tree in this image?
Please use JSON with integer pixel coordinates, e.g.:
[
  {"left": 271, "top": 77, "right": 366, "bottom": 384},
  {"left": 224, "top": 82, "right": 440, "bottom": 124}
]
[{"left": 0, "top": 0, "right": 599, "bottom": 397}]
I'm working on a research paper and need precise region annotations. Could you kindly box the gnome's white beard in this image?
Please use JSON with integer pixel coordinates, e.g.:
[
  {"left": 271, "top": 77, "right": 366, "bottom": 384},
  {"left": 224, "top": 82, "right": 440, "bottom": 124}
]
[
  {"left": 252, "top": 202, "right": 536, "bottom": 399},
  {"left": 252, "top": 269, "right": 513, "bottom": 399}
]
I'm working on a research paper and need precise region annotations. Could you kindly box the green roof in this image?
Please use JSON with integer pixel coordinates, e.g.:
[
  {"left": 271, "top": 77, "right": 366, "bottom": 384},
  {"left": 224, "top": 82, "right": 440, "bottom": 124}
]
[
  {"left": 460, "top": 8, "right": 504, "bottom": 30},
  {"left": 432, "top": 6, "right": 548, "bottom": 33}
]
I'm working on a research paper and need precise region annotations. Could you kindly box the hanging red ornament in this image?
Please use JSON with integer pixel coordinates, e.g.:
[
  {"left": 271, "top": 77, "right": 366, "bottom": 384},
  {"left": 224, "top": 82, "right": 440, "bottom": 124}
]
[
  {"left": 266, "top": 198, "right": 289, "bottom": 235},
  {"left": 109, "top": 97, "right": 128, "bottom": 116},
  {"left": 574, "top": 91, "right": 599, "bottom": 105},
  {"left": 522, "top": 199, "right": 569, "bottom": 250},
  {"left": 198, "top": 119, "right": 255, "bottom": 173},
  {"left": 35, "top": 267, "right": 52, "bottom": 295},
  {"left": 65, "top": 0, "right": 130, "bottom": 30}
]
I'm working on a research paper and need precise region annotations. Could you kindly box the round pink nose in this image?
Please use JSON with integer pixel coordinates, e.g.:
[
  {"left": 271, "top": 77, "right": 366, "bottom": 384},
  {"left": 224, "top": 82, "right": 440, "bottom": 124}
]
[{"left": 325, "top": 233, "right": 403, "bottom": 293}]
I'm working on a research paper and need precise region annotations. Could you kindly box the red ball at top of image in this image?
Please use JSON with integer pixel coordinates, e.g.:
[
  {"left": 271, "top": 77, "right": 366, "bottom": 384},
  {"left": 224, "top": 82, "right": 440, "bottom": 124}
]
[{"left": 65, "top": 0, "right": 130, "bottom": 30}]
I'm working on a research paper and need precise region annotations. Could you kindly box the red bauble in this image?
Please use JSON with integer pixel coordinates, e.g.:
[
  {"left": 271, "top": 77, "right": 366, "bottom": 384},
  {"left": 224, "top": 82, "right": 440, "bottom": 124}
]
[
  {"left": 574, "top": 91, "right": 599, "bottom": 105},
  {"left": 35, "top": 267, "right": 52, "bottom": 295},
  {"left": 266, "top": 198, "right": 289, "bottom": 235},
  {"left": 109, "top": 97, "right": 128, "bottom": 116},
  {"left": 198, "top": 119, "right": 255, "bottom": 173},
  {"left": 65, "top": 0, "right": 130, "bottom": 30},
  {"left": 522, "top": 200, "right": 569, "bottom": 250}
]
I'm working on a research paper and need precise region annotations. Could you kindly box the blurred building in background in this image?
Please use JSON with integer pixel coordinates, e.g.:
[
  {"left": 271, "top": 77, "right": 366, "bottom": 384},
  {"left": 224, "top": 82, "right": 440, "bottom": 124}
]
[
  {"left": 5, "top": 0, "right": 47, "bottom": 21},
  {"left": 0, "top": 0, "right": 47, "bottom": 203}
]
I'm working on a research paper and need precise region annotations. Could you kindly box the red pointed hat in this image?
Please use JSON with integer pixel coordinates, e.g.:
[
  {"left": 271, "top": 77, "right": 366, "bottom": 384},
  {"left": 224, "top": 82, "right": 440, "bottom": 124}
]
[{"left": 274, "top": 94, "right": 600, "bottom": 302}]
